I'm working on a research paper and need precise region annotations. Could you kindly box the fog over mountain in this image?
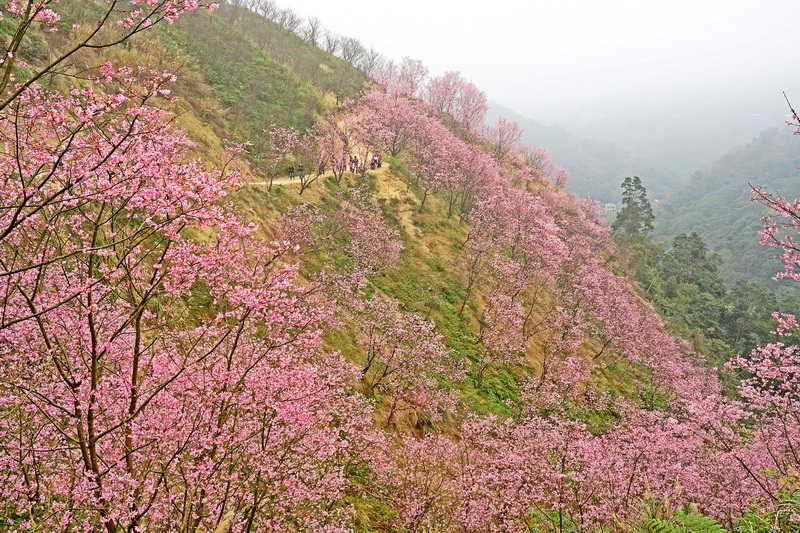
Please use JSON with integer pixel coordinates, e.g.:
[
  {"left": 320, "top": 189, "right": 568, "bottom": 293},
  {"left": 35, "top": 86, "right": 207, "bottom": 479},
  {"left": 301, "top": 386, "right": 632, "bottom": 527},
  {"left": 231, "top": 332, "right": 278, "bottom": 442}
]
[
  {"left": 487, "top": 101, "right": 678, "bottom": 204},
  {"left": 534, "top": 67, "right": 798, "bottom": 177},
  {"left": 486, "top": 64, "right": 800, "bottom": 209},
  {"left": 284, "top": 0, "right": 798, "bottom": 118}
]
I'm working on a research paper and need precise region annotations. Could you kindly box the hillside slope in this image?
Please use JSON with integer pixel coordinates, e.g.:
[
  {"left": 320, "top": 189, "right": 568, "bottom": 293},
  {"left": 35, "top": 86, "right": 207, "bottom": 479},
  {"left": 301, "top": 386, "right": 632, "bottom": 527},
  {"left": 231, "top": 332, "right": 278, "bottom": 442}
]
[
  {"left": 0, "top": 3, "right": 798, "bottom": 533},
  {"left": 157, "top": 4, "right": 366, "bottom": 142}
]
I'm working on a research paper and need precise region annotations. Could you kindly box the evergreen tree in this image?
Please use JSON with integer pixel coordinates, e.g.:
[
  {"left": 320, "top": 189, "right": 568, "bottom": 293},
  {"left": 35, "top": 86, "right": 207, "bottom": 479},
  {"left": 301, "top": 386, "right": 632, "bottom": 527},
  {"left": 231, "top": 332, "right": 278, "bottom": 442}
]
[
  {"left": 612, "top": 176, "right": 655, "bottom": 240},
  {"left": 660, "top": 232, "right": 726, "bottom": 299}
]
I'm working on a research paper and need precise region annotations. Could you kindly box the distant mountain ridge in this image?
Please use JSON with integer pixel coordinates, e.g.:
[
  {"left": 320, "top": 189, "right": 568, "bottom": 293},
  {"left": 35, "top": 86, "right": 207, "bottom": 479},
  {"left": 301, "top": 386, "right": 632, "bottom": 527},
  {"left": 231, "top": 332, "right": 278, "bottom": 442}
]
[
  {"left": 488, "top": 100, "right": 800, "bottom": 298},
  {"left": 552, "top": 87, "right": 789, "bottom": 173}
]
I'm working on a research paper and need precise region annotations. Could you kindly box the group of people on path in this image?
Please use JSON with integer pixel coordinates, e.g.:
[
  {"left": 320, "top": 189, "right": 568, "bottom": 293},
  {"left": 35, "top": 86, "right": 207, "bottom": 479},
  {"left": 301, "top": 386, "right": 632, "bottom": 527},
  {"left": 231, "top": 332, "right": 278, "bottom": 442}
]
[
  {"left": 287, "top": 163, "right": 304, "bottom": 180},
  {"left": 287, "top": 153, "right": 383, "bottom": 180},
  {"left": 346, "top": 154, "right": 383, "bottom": 173},
  {"left": 348, "top": 156, "right": 362, "bottom": 174}
]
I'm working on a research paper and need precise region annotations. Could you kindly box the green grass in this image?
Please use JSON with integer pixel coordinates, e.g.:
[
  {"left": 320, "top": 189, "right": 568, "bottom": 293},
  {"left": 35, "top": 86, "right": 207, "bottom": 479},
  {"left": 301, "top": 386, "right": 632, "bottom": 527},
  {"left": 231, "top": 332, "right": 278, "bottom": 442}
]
[{"left": 152, "top": 2, "right": 367, "bottom": 164}]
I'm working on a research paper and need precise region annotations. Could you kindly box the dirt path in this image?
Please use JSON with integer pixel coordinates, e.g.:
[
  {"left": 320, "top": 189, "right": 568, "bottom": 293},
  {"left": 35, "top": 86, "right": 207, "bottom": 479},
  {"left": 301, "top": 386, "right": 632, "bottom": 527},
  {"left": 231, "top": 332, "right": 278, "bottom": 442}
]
[
  {"left": 246, "top": 162, "right": 424, "bottom": 249},
  {"left": 247, "top": 164, "right": 391, "bottom": 188},
  {"left": 248, "top": 170, "right": 344, "bottom": 187},
  {"left": 247, "top": 176, "right": 302, "bottom": 187}
]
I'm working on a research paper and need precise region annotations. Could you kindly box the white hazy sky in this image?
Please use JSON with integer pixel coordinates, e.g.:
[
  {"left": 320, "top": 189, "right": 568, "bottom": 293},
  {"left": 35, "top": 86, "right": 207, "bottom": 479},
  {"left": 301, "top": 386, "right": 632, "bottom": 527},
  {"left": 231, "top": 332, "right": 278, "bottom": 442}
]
[{"left": 282, "top": 0, "right": 799, "bottom": 121}]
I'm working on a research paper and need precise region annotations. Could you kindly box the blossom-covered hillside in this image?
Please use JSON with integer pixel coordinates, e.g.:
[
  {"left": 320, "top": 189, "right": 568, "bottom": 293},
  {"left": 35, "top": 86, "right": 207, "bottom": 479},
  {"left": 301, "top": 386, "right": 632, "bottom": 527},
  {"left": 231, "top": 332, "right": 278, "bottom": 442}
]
[{"left": 0, "top": 2, "right": 799, "bottom": 532}]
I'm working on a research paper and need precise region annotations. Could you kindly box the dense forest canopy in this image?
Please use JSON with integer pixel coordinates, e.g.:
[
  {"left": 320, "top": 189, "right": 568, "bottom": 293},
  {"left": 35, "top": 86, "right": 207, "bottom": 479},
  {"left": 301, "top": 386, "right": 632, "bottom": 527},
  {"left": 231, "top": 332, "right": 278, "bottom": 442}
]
[{"left": 653, "top": 127, "right": 800, "bottom": 297}]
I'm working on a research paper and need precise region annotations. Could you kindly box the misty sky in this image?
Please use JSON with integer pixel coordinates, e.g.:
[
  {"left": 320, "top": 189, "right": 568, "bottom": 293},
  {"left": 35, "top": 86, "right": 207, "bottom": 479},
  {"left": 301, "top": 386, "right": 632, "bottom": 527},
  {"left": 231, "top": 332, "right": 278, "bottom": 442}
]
[{"left": 283, "top": 0, "right": 800, "bottom": 123}]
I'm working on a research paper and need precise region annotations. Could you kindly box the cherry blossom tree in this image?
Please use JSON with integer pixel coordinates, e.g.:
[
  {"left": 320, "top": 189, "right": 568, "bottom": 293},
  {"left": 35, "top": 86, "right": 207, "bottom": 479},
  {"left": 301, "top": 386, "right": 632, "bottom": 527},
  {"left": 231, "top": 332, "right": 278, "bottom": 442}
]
[
  {"left": 0, "top": 66, "right": 369, "bottom": 533},
  {"left": 552, "top": 165, "right": 570, "bottom": 188},
  {"left": 522, "top": 145, "right": 554, "bottom": 180},
  {"left": 406, "top": 113, "right": 467, "bottom": 212},
  {"left": 370, "top": 434, "right": 459, "bottom": 532},
  {"left": 355, "top": 89, "right": 427, "bottom": 157},
  {"left": 313, "top": 110, "right": 353, "bottom": 184},
  {"left": 0, "top": 0, "right": 220, "bottom": 111},
  {"left": 486, "top": 117, "right": 523, "bottom": 162},
  {"left": 2, "top": 8, "right": 786, "bottom": 528},
  {"left": 294, "top": 128, "right": 327, "bottom": 194},
  {"left": 454, "top": 150, "right": 500, "bottom": 220},
  {"left": 752, "top": 186, "right": 800, "bottom": 281},
  {"left": 262, "top": 124, "right": 300, "bottom": 190},
  {"left": 372, "top": 57, "right": 428, "bottom": 98},
  {"left": 279, "top": 188, "right": 404, "bottom": 296},
  {"left": 332, "top": 189, "right": 405, "bottom": 278},
  {"left": 474, "top": 287, "right": 527, "bottom": 382},
  {"left": 355, "top": 297, "right": 464, "bottom": 425},
  {"left": 424, "top": 71, "right": 488, "bottom": 136},
  {"left": 719, "top": 186, "right": 800, "bottom": 500},
  {"left": 453, "top": 79, "right": 489, "bottom": 137}
]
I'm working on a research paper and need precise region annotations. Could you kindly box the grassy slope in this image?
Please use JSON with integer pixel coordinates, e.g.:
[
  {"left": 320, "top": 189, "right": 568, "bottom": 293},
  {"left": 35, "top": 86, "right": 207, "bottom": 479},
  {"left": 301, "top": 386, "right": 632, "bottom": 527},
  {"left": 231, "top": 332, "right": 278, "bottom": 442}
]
[
  {"left": 11, "top": 0, "right": 658, "bottom": 442},
  {"left": 117, "top": 6, "right": 540, "bottom": 418},
  {"left": 157, "top": 4, "right": 365, "bottom": 144}
]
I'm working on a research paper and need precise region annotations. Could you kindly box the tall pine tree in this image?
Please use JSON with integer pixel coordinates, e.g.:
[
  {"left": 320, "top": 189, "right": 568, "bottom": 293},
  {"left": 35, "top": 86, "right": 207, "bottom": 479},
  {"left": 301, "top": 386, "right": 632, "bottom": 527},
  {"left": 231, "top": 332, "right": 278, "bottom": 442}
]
[{"left": 612, "top": 176, "right": 655, "bottom": 241}]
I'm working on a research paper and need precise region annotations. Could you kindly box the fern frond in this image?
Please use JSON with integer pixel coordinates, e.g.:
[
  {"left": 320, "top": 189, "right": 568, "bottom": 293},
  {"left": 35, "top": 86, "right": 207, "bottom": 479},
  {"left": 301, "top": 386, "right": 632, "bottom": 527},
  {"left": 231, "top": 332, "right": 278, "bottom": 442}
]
[
  {"left": 644, "top": 517, "right": 683, "bottom": 533},
  {"left": 676, "top": 512, "right": 728, "bottom": 533}
]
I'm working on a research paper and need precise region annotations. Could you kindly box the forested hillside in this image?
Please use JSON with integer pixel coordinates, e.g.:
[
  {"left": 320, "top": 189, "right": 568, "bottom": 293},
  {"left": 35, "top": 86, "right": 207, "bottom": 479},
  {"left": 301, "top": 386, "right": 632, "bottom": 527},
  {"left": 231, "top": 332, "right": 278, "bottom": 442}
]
[
  {"left": 655, "top": 127, "right": 800, "bottom": 297},
  {"left": 1, "top": 2, "right": 800, "bottom": 533}
]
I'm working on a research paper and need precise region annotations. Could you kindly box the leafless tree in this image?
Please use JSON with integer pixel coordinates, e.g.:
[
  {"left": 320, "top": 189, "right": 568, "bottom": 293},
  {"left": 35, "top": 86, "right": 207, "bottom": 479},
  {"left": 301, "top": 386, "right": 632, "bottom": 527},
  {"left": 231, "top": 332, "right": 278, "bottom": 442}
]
[
  {"left": 223, "top": 0, "right": 247, "bottom": 22},
  {"left": 338, "top": 37, "right": 365, "bottom": 66},
  {"left": 276, "top": 7, "right": 302, "bottom": 32},
  {"left": 252, "top": 0, "right": 279, "bottom": 20},
  {"left": 301, "top": 16, "right": 323, "bottom": 46},
  {"left": 323, "top": 32, "right": 340, "bottom": 55},
  {"left": 359, "top": 48, "right": 385, "bottom": 74}
]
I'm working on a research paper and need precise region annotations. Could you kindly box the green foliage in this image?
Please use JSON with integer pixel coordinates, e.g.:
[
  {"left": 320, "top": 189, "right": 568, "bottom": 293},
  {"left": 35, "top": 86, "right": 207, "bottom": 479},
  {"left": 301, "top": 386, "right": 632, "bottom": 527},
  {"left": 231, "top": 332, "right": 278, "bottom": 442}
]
[
  {"left": 528, "top": 509, "right": 581, "bottom": 533},
  {"left": 619, "top": 227, "right": 789, "bottom": 379},
  {"left": 344, "top": 462, "right": 397, "bottom": 533},
  {"left": 386, "top": 156, "right": 410, "bottom": 179},
  {"left": 661, "top": 233, "right": 726, "bottom": 298},
  {"left": 721, "top": 280, "right": 780, "bottom": 356},
  {"left": 0, "top": 16, "right": 48, "bottom": 65},
  {"left": 369, "top": 220, "right": 525, "bottom": 418},
  {"left": 461, "top": 375, "right": 518, "bottom": 418},
  {"left": 644, "top": 512, "right": 729, "bottom": 533},
  {"left": 324, "top": 174, "right": 347, "bottom": 195},
  {"left": 326, "top": 328, "right": 361, "bottom": 364},
  {"left": 655, "top": 127, "right": 800, "bottom": 299},
  {"left": 736, "top": 487, "right": 800, "bottom": 533},
  {"left": 613, "top": 176, "right": 655, "bottom": 241},
  {"left": 216, "top": 3, "right": 364, "bottom": 105},
  {"left": 160, "top": 9, "right": 318, "bottom": 138},
  {"left": 627, "top": 232, "right": 727, "bottom": 341},
  {"left": 155, "top": 2, "right": 365, "bottom": 164}
]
